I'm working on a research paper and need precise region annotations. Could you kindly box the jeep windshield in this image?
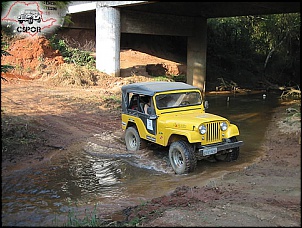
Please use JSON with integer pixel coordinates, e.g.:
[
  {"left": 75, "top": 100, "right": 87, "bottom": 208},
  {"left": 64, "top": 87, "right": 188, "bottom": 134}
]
[{"left": 155, "top": 91, "right": 202, "bottom": 109}]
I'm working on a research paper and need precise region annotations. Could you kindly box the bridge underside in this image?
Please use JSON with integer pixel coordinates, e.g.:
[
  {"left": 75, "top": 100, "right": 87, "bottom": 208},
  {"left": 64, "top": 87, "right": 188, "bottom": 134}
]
[
  {"left": 64, "top": 1, "right": 300, "bottom": 91},
  {"left": 118, "top": 2, "right": 299, "bottom": 18}
]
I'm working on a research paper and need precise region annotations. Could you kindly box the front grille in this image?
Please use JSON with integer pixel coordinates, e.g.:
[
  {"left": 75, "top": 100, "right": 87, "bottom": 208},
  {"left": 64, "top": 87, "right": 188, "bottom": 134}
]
[{"left": 206, "top": 122, "right": 221, "bottom": 143}]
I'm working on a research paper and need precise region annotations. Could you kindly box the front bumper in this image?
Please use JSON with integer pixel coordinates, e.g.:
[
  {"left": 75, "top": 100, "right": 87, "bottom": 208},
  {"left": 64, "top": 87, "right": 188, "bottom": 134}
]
[{"left": 198, "top": 141, "right": 244, "bottom": 156}]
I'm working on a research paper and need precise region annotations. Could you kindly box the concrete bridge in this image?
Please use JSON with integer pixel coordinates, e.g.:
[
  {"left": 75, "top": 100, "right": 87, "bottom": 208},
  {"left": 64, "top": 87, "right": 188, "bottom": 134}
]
[{"left": 64, "top": 1, "right": 300, "bottom": 91}]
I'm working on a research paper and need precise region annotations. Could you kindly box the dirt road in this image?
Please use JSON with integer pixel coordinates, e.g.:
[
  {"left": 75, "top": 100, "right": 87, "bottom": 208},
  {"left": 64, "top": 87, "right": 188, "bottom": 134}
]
[{"left": 1, "top": 77, "right": 301, "bottom": 227}]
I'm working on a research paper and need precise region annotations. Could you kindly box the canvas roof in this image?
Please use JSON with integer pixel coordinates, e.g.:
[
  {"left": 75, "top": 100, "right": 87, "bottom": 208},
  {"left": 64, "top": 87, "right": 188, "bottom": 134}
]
[{"left": 121, "top": 81, "right": 199, "bottom": 96}]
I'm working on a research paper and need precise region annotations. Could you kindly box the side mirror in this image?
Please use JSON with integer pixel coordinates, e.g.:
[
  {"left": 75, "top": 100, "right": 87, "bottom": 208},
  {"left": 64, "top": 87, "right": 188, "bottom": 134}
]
[{"left": 204, "top": 100, "right": 209, "bottom": 109}]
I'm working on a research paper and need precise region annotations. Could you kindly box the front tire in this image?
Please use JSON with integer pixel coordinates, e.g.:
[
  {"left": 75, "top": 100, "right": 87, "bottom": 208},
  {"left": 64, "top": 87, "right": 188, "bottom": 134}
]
[
  {"left": 125, "top": 126, "right": 146, "bottom": 151},
  {"left": 169, "top": 141, "right": 197, "bottom": 174},
  {"left": 214, "top": 136, "right": 239, "bottom": 162}
]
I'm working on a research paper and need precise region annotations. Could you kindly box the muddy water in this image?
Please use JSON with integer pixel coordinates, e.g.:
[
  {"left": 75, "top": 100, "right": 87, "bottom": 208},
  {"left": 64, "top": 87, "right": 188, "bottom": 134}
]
[{"left": 1, "top": 92, "right": 281, "bottom": 226}]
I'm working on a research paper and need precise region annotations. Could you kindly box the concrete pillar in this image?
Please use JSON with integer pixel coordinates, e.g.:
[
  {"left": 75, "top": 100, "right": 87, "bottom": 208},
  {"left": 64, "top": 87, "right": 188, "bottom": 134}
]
[
  {"left": 187, "top": 17, "right": 207, "bottom": 92},
  {"left": 95, "top": 3, "right": 120, "bottom": 76}
]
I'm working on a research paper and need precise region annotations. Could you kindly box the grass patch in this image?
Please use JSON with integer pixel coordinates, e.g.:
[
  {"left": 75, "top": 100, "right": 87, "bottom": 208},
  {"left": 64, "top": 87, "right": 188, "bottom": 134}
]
[
  {"left": 1, "top": 113, "right": 45, "bottom": 160},
  {"left": 2, "top": 114, "right": 38, "bottom": 145},
  {"left": 50, "top": 63, "right": 100, "bottom": 87},
  {"left": 62, "top": 207, "right": 101, "bottom": 227}
]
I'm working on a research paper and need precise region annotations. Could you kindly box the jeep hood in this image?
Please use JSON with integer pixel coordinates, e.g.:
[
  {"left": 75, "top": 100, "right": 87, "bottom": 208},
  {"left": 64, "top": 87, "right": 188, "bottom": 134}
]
[{"left": 163, "top": 112, "right": 228, "bottom": 129}]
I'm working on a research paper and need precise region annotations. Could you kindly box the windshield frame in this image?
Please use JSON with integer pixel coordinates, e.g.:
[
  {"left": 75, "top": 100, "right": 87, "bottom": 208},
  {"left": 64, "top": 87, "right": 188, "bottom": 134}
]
[{"left": 155, "top": 90, "right": 202, "bottom": 110}]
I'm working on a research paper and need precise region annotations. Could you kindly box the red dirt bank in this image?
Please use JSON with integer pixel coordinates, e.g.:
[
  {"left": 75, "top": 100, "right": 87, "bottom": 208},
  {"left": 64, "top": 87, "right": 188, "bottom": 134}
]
[{"left": 2, "top": 36, "right": 64, "bottom": 71}]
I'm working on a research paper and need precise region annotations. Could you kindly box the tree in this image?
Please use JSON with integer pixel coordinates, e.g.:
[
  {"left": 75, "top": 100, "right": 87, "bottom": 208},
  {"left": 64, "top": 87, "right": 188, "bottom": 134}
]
[
  {"left": 207, "top": 13, "right": 300, "bottom": 88},
  {"left": 1, "top": 39, "right": 14, "bottom": 81}
]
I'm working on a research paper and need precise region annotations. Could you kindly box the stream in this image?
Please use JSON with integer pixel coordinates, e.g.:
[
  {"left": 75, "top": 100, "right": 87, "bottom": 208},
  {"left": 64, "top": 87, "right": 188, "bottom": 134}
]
[{"left": 1, "top": 91, "right": 282, "bottom": 226}]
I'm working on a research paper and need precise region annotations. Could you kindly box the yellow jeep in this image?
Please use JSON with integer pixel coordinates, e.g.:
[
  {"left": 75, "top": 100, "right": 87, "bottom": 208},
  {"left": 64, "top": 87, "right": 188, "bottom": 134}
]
[{"left": 121, "top": 81, "right": 243, "bottom": 174}]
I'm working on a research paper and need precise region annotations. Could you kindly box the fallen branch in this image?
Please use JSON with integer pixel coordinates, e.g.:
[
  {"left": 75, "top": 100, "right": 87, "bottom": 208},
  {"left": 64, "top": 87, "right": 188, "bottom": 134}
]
[{"left": 280, "top": 87, "right": 301, "bottom": 99}]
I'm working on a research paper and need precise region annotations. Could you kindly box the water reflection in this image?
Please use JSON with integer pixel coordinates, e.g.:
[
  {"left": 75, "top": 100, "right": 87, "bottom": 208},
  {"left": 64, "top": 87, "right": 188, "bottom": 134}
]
[
  {"left": 1, "top": 92, "right": 282, "bottom": 226},
  {"left": 205, "top": 92, "right": 280, "bottom": 162}
]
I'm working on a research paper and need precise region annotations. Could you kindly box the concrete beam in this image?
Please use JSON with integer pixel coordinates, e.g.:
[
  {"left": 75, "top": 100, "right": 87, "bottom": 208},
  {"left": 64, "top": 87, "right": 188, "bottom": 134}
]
[
  {"left": 68, "top": 1, "right": 149, "bottom": 13},
  {"left": 187, "top": 17, "right": 207, "bottom": 91},
  {"left": 68, "top": 1, "right": 97, "bottom": 14},
  {"left": 121, "top": 10, "right": 194, "bottom": 36},
  {"left": 95, "top": 4, "right": 121, "bottom": 77},
  {"left": 98, "top": 1, "right": 150, "bottom": 7}
]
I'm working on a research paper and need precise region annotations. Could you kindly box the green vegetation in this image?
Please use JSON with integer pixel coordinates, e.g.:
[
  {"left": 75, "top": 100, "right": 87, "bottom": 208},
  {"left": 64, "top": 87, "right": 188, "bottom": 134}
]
[
  {"left": 207, "top": 13, "right": 300, "bottom": 90},
  {"left": 62, "top": 207, "right": 101, "bottom": 227},
  {"left": 1, "top": 39, "right": 14, "bottom": 77},
  {"left": 52, "top": 204, "right": 106, "bottom": 227},
  {"left": 51, "top": 203, "right": 146, "bottom": 227},
  {"left": 49, "top": 34, "right": 96, "bottom": 69}
]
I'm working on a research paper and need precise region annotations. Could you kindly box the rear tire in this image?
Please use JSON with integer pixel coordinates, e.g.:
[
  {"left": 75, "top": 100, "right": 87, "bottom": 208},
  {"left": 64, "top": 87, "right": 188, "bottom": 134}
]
[
  {"left": 214, "top": 136, "right": 239, "bottom": 162},
  {"left": 125, "top": 126, "right": 146, "bottom": 151},
  {"left": 169, "top": 141, "right": 197, "bottom": 174}
]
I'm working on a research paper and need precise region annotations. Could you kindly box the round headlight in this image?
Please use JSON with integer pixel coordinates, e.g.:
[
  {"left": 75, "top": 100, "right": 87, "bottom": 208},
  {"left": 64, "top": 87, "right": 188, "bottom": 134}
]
[
  {"left": 199, "top": 124, "right": 207, "bottom": 134},
  {"left": 220, "top": 122, "right": 228, "bottom": 131}
]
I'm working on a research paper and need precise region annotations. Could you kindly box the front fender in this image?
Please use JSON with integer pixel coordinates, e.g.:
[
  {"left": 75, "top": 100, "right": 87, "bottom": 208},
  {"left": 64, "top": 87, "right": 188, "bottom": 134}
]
[
  {"left": 224, "top": 124, "right": 240, "bottom": 138},
  {"left": 165, "top": 128, "right": 201, "bottom": 146}
]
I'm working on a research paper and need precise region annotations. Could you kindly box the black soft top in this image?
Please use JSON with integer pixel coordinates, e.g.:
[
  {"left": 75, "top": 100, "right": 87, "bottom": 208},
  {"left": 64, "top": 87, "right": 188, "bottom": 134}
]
[{"left": 121, "top": 81, "right": 199, "bottom": 96}]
